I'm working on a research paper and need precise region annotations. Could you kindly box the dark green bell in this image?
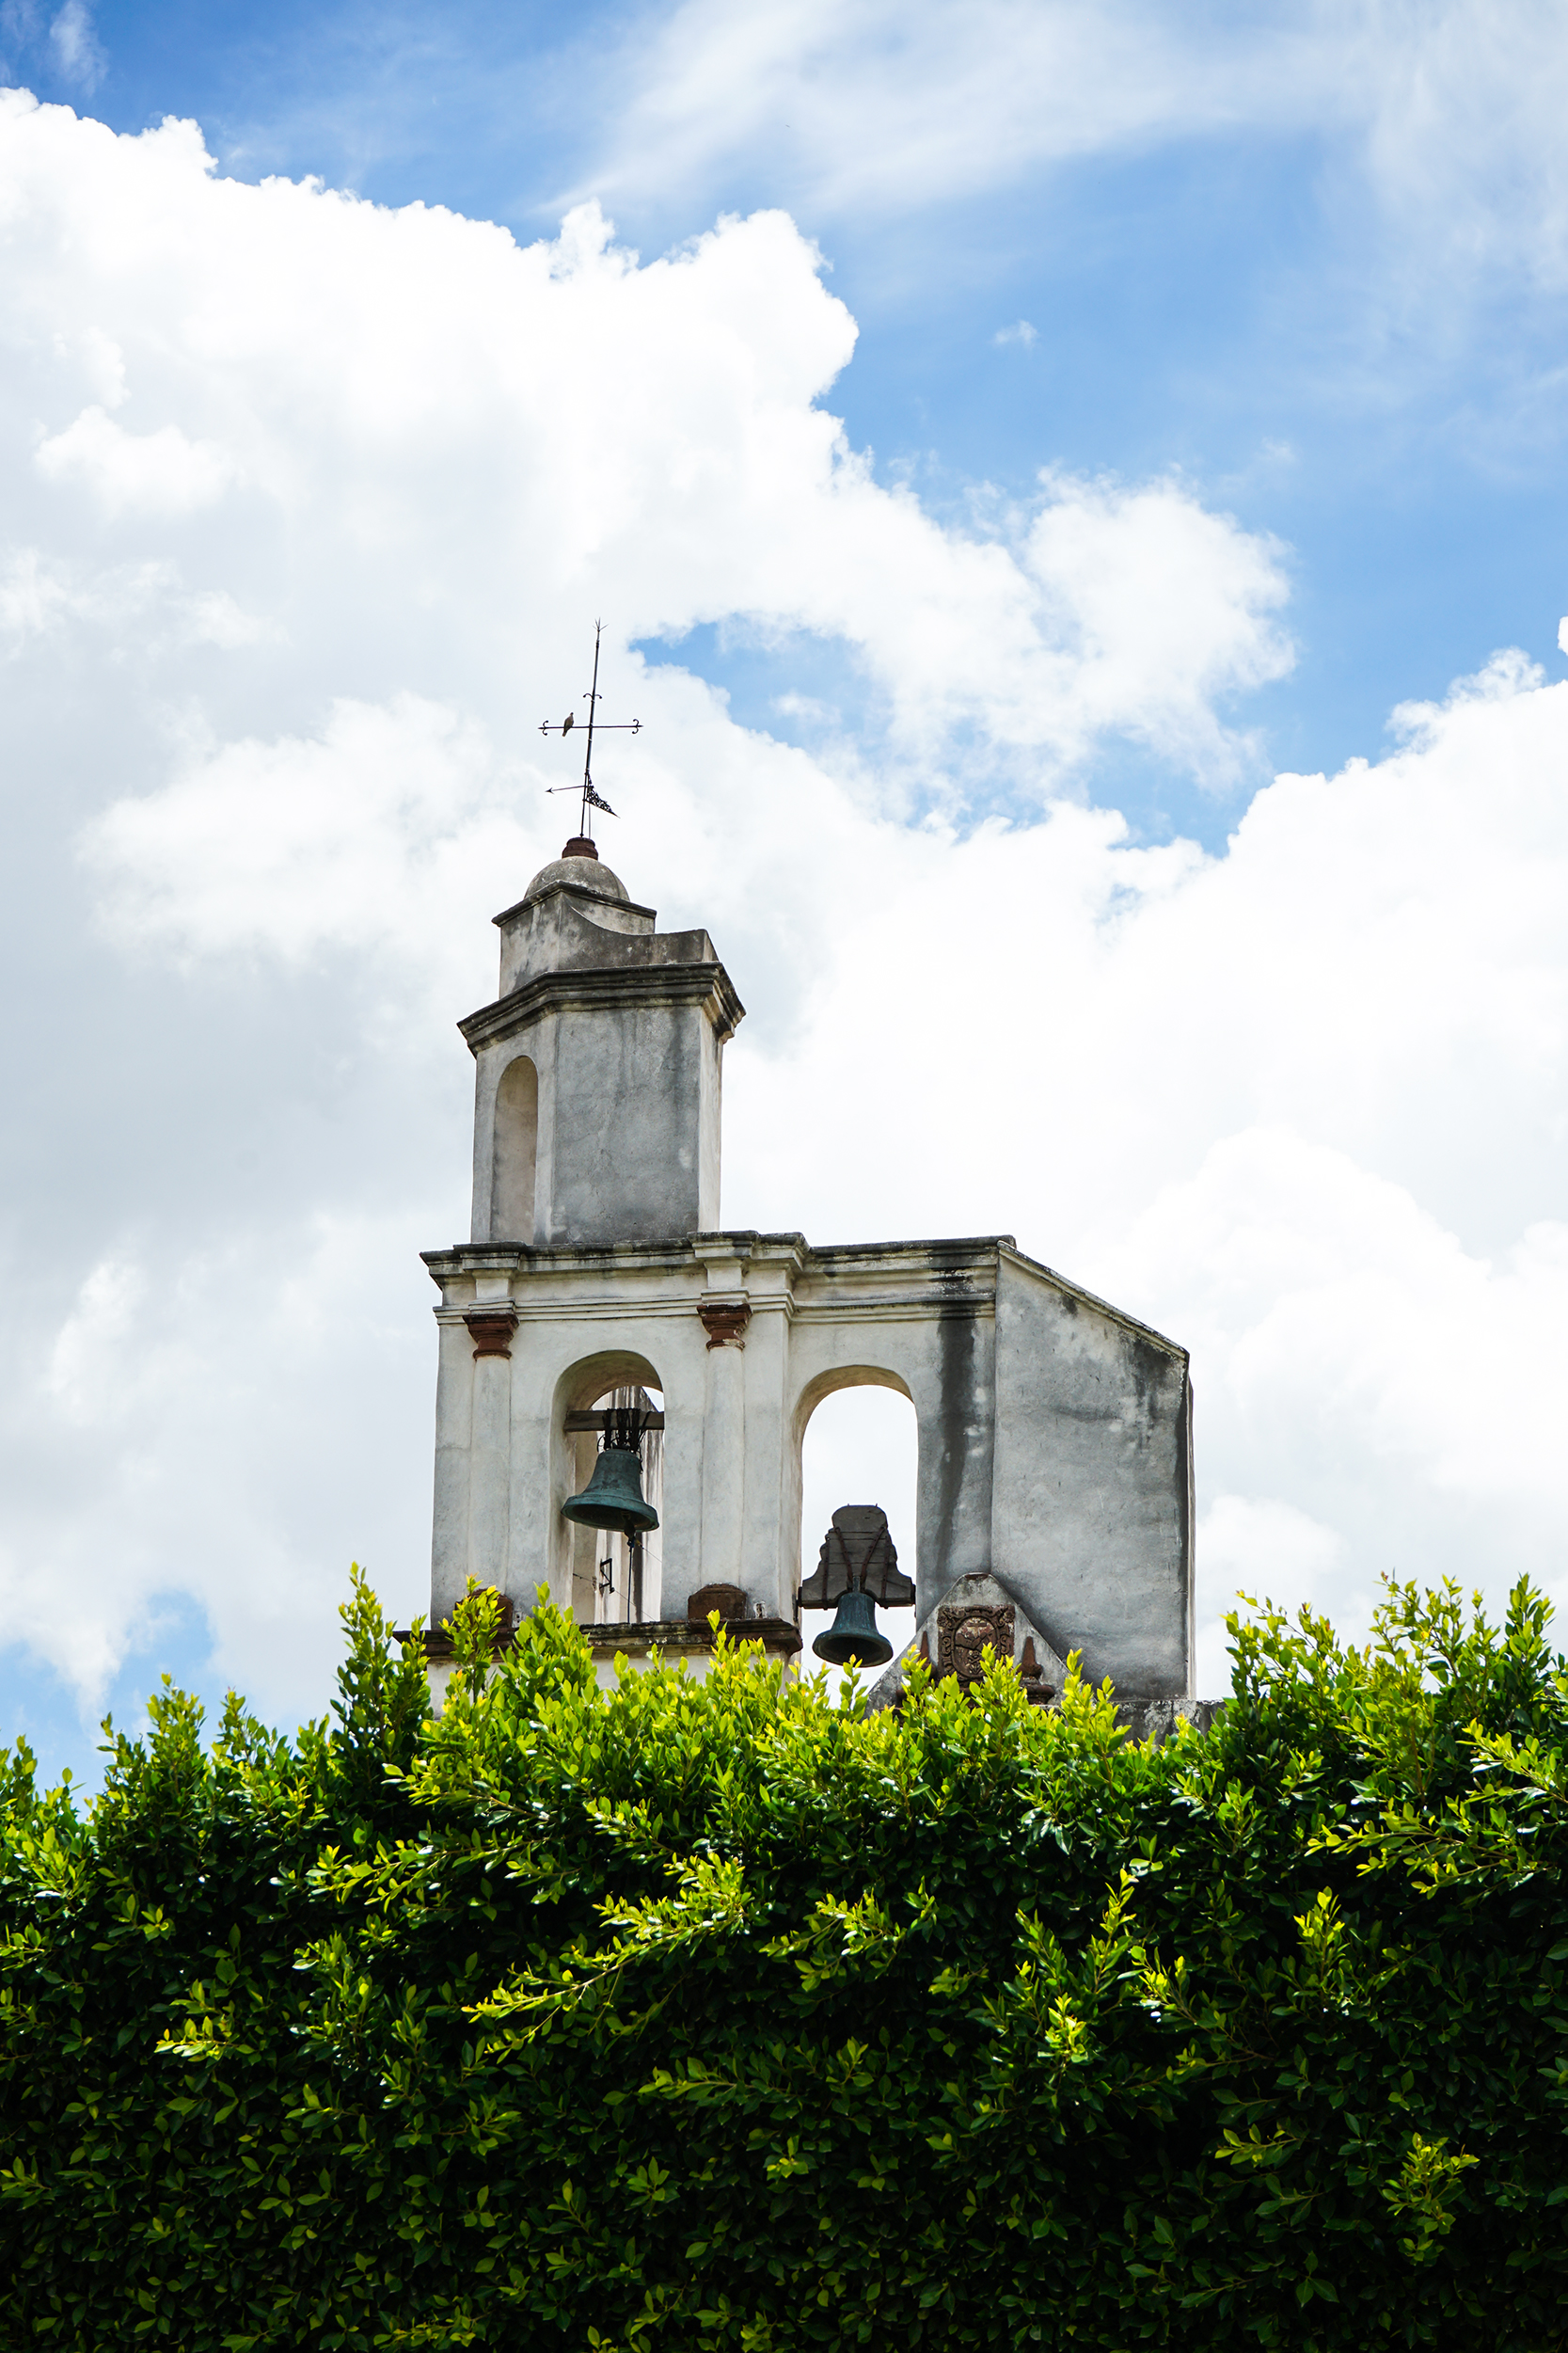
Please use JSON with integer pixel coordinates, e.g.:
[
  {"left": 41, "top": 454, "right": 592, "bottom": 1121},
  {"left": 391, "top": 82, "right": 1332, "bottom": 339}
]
[
  {"left": 812, "top": 1584, "right": 893, "bottom": 1668},
  {"left": 562, "top": 1437, "right": 659, "bottom": 1537}
]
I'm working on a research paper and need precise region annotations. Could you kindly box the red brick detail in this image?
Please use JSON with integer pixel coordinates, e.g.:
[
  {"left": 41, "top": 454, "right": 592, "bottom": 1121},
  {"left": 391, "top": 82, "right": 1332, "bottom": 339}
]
[
  {"left": 688, "top": 1583, "right": 746, "bottom": 1622},
  {"left": 698, "top": 1301, "right": 752, "bottom": 1349},
  {"left": 464, "top": 1307, "right": 518, "bottom": 1359}
]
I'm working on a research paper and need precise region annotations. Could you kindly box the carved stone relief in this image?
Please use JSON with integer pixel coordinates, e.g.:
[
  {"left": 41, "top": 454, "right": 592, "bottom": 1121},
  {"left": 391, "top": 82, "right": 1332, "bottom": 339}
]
[{"left": 937, "top": 1603, "right": 1015, "bottom": 1684}]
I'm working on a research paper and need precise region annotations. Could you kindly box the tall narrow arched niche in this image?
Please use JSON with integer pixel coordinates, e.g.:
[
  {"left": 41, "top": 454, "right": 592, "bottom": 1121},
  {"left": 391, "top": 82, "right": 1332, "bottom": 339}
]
[
  {"left": 796, "top": 1372, "right": 918, "bottom": 1692},
  {"left": 551, "top": 1350, "right": 665, "bottom": 1622},
  {"left": 491, "top": 1054, "right": 538, "bottom": 1243}
]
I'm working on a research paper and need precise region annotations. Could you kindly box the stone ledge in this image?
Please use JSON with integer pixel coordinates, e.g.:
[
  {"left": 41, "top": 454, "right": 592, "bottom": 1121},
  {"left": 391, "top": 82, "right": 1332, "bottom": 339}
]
[
  {"left": 394, "top": 1604, "right": 801, "bottom": 1669},
  {"left": 581, "top": 1615, "right": 801, "bottom": 1658}
]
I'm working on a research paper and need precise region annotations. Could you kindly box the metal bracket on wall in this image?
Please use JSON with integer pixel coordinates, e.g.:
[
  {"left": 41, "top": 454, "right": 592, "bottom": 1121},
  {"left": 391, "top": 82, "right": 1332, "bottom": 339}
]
[{"left": 564, "top": 1409, "right": 666, "bottom": 1433}]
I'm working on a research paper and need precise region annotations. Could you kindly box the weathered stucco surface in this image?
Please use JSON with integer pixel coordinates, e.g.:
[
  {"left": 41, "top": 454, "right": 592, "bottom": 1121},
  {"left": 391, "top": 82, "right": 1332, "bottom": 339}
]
[
  {"left": 423, "top": 850, "right": 1196, "bottom": 1700},
  {"left": 424, "top": 1228, "right": 1194, "bottom": 1696},
  {"left": 992, "top": 1253, "right": 1194, "bottom": 1693},
  {"left": 466, "top": 871, "right": 738, "bottom": 1249}
]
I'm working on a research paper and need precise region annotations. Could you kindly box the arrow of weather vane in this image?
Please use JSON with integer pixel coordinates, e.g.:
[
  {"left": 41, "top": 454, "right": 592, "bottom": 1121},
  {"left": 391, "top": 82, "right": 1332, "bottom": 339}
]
[{"left": 540, "top": 621, "right": 641, "bottom": 839}]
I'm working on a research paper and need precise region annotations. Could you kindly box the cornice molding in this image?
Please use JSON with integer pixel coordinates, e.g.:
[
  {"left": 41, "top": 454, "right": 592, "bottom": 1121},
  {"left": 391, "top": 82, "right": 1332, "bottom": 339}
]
[
  {"left": 421, "top": 1230, "right": 1178, "bottom": 1358},
  {"left": 490, "top": 881, "right": 659, "bottom": 929},
  {"left": 458, "top": 961, "right": 745, "bottom": 1053}
]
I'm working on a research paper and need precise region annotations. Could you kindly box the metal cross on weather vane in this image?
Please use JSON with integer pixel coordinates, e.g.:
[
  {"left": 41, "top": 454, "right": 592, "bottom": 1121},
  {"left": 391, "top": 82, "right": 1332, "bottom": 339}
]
[{"left": 539, "top": 621, "right": 641, "bottom": 841}]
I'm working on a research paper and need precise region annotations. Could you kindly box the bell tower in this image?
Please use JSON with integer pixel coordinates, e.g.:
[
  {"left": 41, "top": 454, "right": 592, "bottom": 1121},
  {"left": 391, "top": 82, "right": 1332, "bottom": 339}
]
[
  {"left": 424, "top": 835, "right": 1196, "bottom": 1718},
  {"left": 464, "top": 842, "right": 744, "bottom": 1248}
]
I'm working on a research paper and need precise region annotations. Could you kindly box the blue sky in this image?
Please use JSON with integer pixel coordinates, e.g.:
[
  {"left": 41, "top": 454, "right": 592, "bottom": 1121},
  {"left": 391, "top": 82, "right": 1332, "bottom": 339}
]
[
  {"left": 13, "top": 0, "right": 1568, "bottom": 838},
  {"left": 5, "top": 0, "right": 1568, "bottom": 1783}
]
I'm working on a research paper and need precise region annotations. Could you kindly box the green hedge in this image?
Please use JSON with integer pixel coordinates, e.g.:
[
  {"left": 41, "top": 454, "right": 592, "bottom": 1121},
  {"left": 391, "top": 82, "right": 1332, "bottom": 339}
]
[{"left": 2, "top": 1570, "right": 1566, "bottom": 2350}]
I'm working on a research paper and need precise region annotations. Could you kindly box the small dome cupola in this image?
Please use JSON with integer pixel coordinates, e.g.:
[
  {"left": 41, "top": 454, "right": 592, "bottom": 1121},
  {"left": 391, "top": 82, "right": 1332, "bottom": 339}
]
[{"left": 520, "top": 839, "right": 631, "bottom": 909}]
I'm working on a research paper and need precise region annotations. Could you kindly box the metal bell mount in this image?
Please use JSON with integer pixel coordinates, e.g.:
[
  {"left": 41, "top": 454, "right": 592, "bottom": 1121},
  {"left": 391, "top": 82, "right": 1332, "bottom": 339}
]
[{"left": 562, "top": 1407, "right": 659, "bottom": 1538}]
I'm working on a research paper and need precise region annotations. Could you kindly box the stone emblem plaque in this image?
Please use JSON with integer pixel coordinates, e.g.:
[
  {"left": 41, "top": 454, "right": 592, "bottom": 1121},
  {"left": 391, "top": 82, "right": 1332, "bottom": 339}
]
[{"left": 938, "top": 1604, "right": 1015, "bottom": 1684}]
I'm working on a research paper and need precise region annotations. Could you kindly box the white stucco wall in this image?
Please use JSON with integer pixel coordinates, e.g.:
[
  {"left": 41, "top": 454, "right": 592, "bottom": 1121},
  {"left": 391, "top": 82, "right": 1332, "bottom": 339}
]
[
  {"left": 990, "top": 1251, "right": 1192, "bottom": 1695},
  {"left": 424, "top": 1233, "right": 1193, "bottom": 1695}
]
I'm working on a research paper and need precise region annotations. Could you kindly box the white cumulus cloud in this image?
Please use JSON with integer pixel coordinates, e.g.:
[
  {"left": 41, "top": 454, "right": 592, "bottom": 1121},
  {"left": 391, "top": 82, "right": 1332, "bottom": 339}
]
[
  {"left": 87, "top": 696, "right": 510, "bottom": 971},
  {"left": 36, "top": 404, "right": 236, "bottom": 514}
]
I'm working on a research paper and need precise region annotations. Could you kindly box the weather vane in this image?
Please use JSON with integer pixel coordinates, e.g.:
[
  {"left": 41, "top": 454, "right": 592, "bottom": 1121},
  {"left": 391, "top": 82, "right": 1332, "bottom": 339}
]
[{"left": 539, "top": 621, "right": 641, "bottom": 840}]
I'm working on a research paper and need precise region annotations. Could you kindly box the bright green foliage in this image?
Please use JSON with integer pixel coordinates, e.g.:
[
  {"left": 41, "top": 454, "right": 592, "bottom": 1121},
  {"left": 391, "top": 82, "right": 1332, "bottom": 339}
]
[{"left": 2, "top": 1568, "right": 1567, "bottom": 2349}]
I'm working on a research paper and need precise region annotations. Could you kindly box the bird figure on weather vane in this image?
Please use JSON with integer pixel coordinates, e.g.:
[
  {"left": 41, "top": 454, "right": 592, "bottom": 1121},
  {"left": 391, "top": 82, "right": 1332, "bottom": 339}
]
[{"left": 539, "top": 620, "right": 641, "bottom": 842}]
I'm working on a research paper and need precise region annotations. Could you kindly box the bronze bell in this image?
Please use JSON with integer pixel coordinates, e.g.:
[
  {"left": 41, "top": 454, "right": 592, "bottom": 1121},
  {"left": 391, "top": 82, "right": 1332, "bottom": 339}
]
[
  {"left": 562, "top": 1412, "right": 659, "bottom": 1538},
  {"left": 812, "top": 1584, "right": 893, "bottom": 1668}
]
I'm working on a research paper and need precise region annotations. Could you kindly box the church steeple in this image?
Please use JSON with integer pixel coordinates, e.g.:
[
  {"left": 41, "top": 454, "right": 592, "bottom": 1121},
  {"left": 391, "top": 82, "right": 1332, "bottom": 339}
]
[{"left": 462, "top": 842, "right": 744, "bottom": 1249}]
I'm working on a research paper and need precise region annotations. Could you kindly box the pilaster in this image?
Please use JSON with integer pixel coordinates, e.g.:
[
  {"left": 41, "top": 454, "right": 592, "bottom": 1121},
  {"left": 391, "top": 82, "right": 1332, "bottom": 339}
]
[
  {"left": 697, "top": 1247, "right": 749, "bottom": 1589},
  {"left": 464, "top": 1281, "right": 515, "bottom": 1595}
]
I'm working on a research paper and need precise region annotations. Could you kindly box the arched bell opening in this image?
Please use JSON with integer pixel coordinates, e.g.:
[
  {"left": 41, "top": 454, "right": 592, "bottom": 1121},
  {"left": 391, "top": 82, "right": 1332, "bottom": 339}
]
[
  {"left": 552, "top": 1351, "right": 664, "bottom": 1628},
  {"left": 794, "top": 1370, "right": 918, "bottom": 1685},
  {"left": 491, "top": 1053, "right": 539, "bottom": 1243}
]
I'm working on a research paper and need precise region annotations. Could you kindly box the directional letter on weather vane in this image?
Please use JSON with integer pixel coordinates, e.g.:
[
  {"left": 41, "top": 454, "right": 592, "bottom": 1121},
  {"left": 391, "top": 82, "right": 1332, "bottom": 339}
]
[{"left": 540, "top": 621, "right": 641, "bottom": 841}]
